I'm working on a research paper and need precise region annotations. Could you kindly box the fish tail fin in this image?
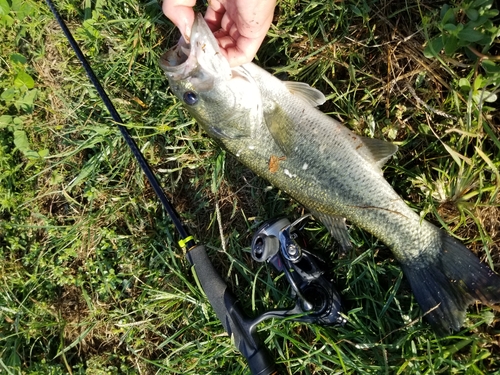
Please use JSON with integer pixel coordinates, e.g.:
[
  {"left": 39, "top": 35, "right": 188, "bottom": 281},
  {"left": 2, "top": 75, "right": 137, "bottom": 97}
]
[{"left": 401, "top": 232, "right": 500, "bottom": 334}]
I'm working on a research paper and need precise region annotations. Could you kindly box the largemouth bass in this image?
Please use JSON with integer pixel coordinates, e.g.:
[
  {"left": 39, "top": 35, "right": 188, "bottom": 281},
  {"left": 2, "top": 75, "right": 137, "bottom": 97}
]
[{"left": 160, "top": 14, "right": 500, "bottom": 333}]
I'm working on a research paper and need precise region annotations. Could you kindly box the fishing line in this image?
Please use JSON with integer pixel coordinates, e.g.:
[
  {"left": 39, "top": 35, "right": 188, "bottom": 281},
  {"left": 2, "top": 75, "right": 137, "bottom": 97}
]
[{"left": 44, "top": 0, "right": 195, "bottom": 250}]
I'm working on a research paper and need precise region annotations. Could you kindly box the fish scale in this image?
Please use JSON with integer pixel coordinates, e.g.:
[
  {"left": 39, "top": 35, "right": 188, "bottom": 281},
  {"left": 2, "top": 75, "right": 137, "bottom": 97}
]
[{"left": 160, "top": 13, "right": 500, "bottom": 334}]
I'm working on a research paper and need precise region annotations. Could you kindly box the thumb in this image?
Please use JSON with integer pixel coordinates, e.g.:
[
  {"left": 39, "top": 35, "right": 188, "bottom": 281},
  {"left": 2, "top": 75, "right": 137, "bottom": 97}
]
[{"left": 162, "top": 1, "right": 196, "bottom": 41}]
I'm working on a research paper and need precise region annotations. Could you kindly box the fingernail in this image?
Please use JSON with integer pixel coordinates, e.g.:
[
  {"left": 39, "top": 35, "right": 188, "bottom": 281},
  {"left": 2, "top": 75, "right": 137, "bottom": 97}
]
[{"left": 184, "top": 23, "right": 191, "bottom": 43}]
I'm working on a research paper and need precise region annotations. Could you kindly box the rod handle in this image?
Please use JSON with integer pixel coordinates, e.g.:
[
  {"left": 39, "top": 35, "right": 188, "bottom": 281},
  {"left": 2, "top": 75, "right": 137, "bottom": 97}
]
[{"left": 186, "top": 245, "right": 277, "bottom": 375}]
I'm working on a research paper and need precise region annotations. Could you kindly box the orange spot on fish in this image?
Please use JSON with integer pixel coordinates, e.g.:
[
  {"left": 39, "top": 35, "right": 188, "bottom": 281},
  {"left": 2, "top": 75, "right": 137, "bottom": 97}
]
[{"left": 269, "top": 155, "right": 286, "bottom": 173}]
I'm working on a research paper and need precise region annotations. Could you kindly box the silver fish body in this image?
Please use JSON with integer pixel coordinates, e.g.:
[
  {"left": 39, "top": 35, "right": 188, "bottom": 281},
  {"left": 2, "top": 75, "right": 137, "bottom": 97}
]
[{"left": 160, "top": 14, "right": 500, "bottom": 333}]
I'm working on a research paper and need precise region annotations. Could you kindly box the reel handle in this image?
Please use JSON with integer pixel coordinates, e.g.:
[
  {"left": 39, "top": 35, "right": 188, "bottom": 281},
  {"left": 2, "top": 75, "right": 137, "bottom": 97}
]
[{"left": 186, "top": 245, "right": 277, "bottom": 375}]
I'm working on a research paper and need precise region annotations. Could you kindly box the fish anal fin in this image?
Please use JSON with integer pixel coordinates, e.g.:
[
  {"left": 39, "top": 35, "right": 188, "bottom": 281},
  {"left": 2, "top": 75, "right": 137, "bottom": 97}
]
[
  {"left": 283, "top": 81, "right": 326, "bottom": 107},
  {"left": 312, "top": 210, "right": 352, "bottom": 254}
]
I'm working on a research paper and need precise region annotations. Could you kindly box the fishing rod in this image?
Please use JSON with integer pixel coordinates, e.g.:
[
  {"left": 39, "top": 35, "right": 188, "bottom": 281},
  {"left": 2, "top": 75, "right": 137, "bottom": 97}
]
[{"left": 45, "top": 1, "right": 345, "bottom": 373}]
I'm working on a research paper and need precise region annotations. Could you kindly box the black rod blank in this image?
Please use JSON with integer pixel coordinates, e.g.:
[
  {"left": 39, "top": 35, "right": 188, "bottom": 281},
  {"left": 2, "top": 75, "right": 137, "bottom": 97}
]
[{"left": 44, "top": 0, "right": 195, "bottom": 249}]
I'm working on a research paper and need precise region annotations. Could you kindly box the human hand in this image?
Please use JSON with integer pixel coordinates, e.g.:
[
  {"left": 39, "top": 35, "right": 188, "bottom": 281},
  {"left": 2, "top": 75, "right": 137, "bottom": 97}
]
[{"left": 162, "top": 0, "right": 276, "bottom": 67}]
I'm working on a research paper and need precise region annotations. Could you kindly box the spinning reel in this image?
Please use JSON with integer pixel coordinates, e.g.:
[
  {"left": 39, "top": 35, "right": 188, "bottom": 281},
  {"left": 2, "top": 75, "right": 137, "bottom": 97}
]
[{"left": 250, "top": 215, "right": 346, "bottom": 326}]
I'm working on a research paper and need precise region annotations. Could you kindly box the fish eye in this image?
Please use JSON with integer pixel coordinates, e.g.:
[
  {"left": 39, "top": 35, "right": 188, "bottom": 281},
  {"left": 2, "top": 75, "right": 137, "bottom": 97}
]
[{"left": 183, "top": 91, "right": 198, "bottom": 105}]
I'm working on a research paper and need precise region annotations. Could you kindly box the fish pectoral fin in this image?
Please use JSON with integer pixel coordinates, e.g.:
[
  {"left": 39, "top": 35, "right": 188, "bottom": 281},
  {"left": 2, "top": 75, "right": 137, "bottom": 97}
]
[
  {"left": 263, "top": 104, "right": 294, "bottom": 155},
  {"left": 311, "top": 210, "right": 353, "bottom": 253},
  {"left": 354, "top": 135, "right": 398, "bottom": 171},
  {"left": 283, "top": 81, "right": 326, "bottom": 107}
]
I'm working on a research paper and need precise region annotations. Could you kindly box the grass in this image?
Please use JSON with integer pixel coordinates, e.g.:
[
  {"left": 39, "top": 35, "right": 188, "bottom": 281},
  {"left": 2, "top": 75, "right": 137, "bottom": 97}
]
[{"left": 1, "top": 0, "right": 499, "bottom": 373}]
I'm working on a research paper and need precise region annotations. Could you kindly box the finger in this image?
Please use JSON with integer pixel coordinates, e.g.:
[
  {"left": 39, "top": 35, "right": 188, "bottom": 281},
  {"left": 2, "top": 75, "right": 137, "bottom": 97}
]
[
  {"left": 237, "top": 11, "right": 275, "bottom": 40},
  {"left": 227, "top": 21, "right": 239, "bottom": 42},
  {"left": 162, "top": 0, "right": 196, "bottom": 40},
  {"left": 204, "top": 0, "right": 225, "bottom": 32},
  {"left": 224, "top": 34, "right": 265, "bottom": 67},
  {"left": 216, "top": 33, "right": 236, "bottom": 50}
]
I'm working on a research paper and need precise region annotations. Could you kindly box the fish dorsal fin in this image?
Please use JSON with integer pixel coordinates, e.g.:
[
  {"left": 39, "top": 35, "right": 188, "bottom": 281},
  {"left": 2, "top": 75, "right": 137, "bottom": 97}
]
[
  {"left": 351, "top": 135, "right": 398, "bottom": 170},
  {"left": 283, "top": 81, "right": 326, "bottom": 107},
  {"left": 310, "top": 210, "right": 352, "bottom": 254}
]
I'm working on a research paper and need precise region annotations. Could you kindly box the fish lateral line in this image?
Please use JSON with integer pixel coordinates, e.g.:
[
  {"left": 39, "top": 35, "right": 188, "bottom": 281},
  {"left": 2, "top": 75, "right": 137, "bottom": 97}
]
[{"left": 346, "top": 204, "right": 410, "bottom": 219}]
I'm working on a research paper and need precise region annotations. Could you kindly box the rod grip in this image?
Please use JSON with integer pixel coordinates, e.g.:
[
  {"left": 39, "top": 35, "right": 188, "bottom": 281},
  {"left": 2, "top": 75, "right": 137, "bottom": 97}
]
[{"left": 186, "top": 245, "right": 277, "bottom": 375}]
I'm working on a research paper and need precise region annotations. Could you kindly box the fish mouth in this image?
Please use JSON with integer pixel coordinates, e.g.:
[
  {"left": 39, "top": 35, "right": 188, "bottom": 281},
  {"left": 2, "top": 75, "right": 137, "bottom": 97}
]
[{"left": 159, "top": 13, "right": 230, "bottom": 81}]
